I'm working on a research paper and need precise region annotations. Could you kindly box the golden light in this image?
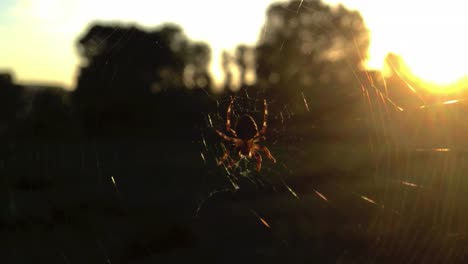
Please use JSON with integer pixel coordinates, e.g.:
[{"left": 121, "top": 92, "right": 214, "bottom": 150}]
[
  {"left": 332, "top": 0, "right": 468, "bottom": 90},
  {"left": 313, "top": 189, "right": 328, "bottom": 202},
  {"left": 442, "top": 99, "right": 459, "bottom": 105}
]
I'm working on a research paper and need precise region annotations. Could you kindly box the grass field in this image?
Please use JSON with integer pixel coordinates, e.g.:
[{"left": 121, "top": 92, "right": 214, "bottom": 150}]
[{"left": 1, "top": 114, "right": 468, "bottom": 263}]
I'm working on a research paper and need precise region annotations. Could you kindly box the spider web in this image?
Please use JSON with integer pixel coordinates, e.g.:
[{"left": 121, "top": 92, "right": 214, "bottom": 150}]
[
  {"left": 193, "top": 3, "right": 468, "bottom": 262},
  {"left": 6, "top": 1, "right": 468, "bottom": 263},
  {"left": 195, "top": 94, "right": 297, "bottom": 218}
]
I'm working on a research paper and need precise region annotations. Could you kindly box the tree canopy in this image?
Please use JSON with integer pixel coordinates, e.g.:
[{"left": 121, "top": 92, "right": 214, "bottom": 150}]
[
  {"left": 254, "top": 0, "right": 370, "bottom": 112},
  {"left": 72, "top": 23, "right": 213, "bottom": 135}
]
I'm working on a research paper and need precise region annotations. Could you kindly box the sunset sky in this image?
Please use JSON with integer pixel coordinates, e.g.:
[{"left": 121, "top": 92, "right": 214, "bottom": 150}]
[{"left": 1, "top": 0, "right": 467, "bottom": 89}]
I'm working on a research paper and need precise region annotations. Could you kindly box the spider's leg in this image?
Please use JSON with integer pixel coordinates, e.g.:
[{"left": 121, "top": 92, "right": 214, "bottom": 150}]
[
  {"left": 216, "top": 130, "right": 240, "bottom": 143},
  {"left": 257, "top": 99, "right": 268, "bottom": 136},
  {"left": 257, "top": 145, "right": 276, "bottom": 163},
  {"left": 227, "top": 155, "right": 240, "bottom": 169},
  {"left": 218, "top": 146, "right": 241, "bottom": 169},
  {"left": 217, "top": 151, "right": 230, "bottom": 166},
  {"left": 253, "top": 151, "right": 263, "bottom": 171},
  {"left": 226, "top": 97, "right": 238, "bottom": 137},
  {"left": 254, "top": 135, "right": 266, "bottom": 143},
  {"left": 219, "top": 152, "right": 236, "bottom": 168}
]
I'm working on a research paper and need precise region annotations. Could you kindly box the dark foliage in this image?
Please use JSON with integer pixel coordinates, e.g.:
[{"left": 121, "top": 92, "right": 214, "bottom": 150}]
[
  {"left": 71, "top": 23, "right": 213, "bottom": 138},
  {"left": 254, "top": 0, "right": 369, "bottom": 113},
  {"left": 0, "top": 73, "right": 24, "bottom": 135}
]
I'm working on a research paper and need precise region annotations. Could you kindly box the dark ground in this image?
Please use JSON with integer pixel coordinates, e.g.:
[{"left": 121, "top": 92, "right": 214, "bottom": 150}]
[{"left": 1, "top": 128, "right": 468, "bottom": 263}]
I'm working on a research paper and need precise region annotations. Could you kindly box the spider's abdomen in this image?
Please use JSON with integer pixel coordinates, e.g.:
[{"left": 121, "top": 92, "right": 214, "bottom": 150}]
[{"left": 236, "top": 114, "right": 258, "bottom": 140}]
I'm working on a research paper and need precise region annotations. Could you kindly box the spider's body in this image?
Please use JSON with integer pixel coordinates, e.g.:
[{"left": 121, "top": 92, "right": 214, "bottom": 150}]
[
  {"left": 236, "top": 115, "right": 258, "bottom": 140},
  {"left": 235, "top": 115, "right": 258, "bottom": 157},
  {"left": 216, "top": 97, "right": 276, "bottom": 171}
]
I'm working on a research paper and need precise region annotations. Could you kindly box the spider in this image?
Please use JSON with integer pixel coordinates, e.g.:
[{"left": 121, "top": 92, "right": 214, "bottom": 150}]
[{"left": 216, "top": 97, "right": 276, "bottom": 171}]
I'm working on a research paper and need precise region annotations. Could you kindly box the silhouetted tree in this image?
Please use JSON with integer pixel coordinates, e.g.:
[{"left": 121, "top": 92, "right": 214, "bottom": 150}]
[
  {"left": 184, "top": 43, "right": 212, "bottom": 89},
  {"left": 255, "top": 0, "right": 369, "bottom": 113},
  {"left": 0, "top": 73, "right": 24, "bottom": 135},
  {"left": 235, "top": 45, "right": 256, "bottom": 88},
  {"left": 22, "top": 87, "right": 75, "bottom": 139},
  {"left": 236, "top": 45, "right": 248, "bottom": 87},
  {"left": 72, "top": 23, "right": 212, "bottom": 136},
  {"left": 221, "top": 51, "right": 233, "bottom": 90}
]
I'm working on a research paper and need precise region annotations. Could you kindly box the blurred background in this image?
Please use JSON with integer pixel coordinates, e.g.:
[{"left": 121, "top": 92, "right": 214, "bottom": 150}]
[{"left": 1, "top": 0, "right": 468, "bottom": 263}]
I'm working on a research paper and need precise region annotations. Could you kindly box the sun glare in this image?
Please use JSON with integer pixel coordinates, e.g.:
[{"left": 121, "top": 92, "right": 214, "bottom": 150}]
[
  {"left": 394, "top": 33, "right": 468, "bottom": 86},
  {"left": 336, "top": 0, "right": 468, "bottom": 89}
]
